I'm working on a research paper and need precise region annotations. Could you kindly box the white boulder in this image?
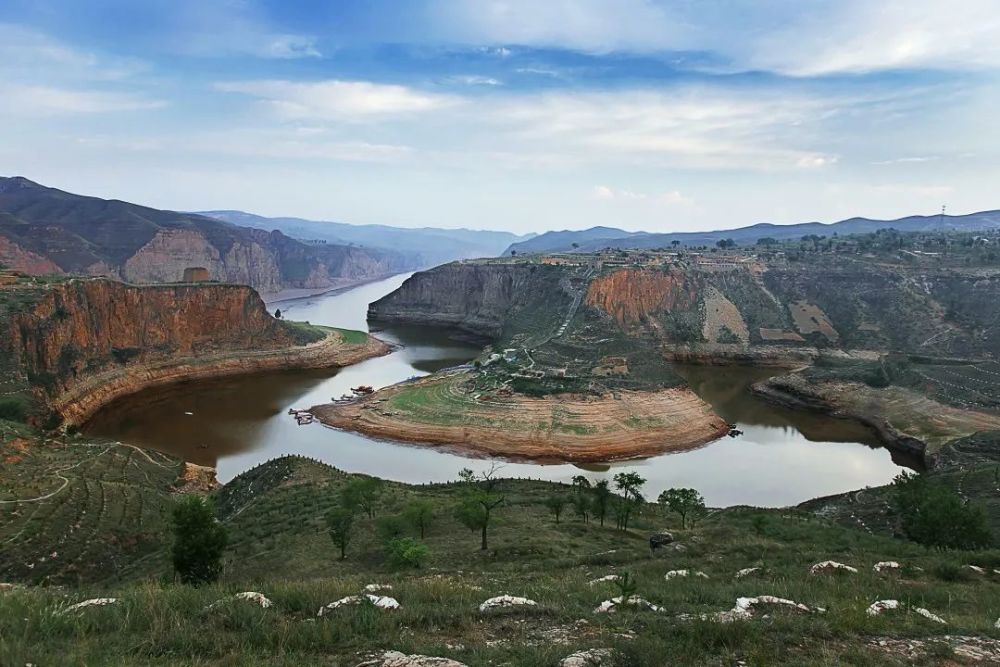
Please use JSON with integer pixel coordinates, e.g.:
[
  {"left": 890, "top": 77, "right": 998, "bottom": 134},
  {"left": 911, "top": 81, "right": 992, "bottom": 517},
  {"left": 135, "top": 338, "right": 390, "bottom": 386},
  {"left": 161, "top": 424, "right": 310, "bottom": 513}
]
[
  {"left": 810, "top": 560, "right": 858, "bottom": 575},
  {"left": 61, "top": 598, "right": 117, "bottom": 614},
  {"left": 318, "top": 594, "right": 400, "bottom": 616},
  {"left": 665, "top": 569, "right": 709, "bottom": 580},
  {"left": 356, "top": 650, "right": 467, "bottom": 667},
  {"left": 478, "top": 595, "right": 537, "bottom": 612},
  {"left": 560, "top": 648, "right": 614, "bottom": 666}
]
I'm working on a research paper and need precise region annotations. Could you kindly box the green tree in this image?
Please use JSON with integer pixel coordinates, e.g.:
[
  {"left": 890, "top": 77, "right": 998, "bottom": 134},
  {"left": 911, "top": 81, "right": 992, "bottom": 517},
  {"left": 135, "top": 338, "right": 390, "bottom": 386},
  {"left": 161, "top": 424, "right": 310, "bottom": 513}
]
[
  {"left": 613, "top": 472, "right": 646, "bottom": 531},
  {"left": 171, "top": 495, "right": 227, "bottom": 585},
  {"left": 892, "top": 472, "right": 992, "bottom": 550},
  {"left": 341, "top": 477, "right": 383, "bottom": 519},
  {"left": 572, "top": 494, "right": 592, "bottom": 523},
  {"left": 403, "top": 499, "right": 435, "bottom": 539},
  {"left": 658, "top": 487, "right": 706, "bottom": 528},
  {"left": 592, "top": 480, "right": 612, "bottom": 527},
  {"left": 274, "top": 308, "right": 282, "bottom": 319},
  {"left": 544, "top": 495, "right": 567, "bottom": 523},
  {"left": 456, "top": 465, "right": 505, "bottom": 550},
  {"left": 325, "top": 506, "right": 355, "bottom": 560}
]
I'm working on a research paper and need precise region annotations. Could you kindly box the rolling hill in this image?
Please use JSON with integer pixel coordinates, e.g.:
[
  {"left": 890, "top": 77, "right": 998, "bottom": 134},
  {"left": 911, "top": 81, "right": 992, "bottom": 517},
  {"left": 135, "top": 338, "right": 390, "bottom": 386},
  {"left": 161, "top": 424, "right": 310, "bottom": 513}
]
[{"left": 503, "top": 210, "right": 1000, "bottom": 255}]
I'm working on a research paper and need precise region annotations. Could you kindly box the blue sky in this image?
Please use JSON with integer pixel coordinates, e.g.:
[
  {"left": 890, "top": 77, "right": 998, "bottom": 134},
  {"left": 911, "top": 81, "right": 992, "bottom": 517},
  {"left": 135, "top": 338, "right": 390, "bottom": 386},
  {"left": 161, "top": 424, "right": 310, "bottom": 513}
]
[{"left": 1, "top": 0, "right": 998, "bottom": 233}]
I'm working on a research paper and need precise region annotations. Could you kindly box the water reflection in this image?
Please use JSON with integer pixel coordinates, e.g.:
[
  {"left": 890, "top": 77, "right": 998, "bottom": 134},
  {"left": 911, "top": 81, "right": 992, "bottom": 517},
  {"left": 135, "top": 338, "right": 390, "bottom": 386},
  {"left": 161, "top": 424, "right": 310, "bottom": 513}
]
[{"left": 85, "top": 273, "right": 910, "bottom": 507}]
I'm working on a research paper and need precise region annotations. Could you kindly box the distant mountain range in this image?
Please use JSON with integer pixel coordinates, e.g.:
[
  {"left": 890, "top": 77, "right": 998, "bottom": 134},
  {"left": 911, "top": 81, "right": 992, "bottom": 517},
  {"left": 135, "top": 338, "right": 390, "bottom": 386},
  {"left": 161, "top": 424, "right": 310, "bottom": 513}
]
[
  {"left": 199, "top": 210, "right": 531, "bottom": 268},
  {"left": 503, "top": 210, "right": 1000, "bottom": 255},
  {"left": 0, "top": 176, "right": 417, "bottom": 295}
]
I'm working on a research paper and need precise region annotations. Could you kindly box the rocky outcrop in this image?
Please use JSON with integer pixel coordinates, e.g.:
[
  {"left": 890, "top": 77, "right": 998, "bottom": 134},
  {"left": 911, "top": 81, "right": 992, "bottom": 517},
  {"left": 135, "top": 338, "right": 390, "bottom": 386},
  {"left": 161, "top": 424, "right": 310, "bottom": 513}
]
[
  {"left": 585, "top": 269, "right": 696, "bottom": 326},
  {"left": 368, "top": 262, "right": 570, "bottom": 340},
  {"left": 4, "top": 278, "right": 389, "bottom": 425},
  {"left": 0, "top": 235, "right": 64, "bottom": 275}
]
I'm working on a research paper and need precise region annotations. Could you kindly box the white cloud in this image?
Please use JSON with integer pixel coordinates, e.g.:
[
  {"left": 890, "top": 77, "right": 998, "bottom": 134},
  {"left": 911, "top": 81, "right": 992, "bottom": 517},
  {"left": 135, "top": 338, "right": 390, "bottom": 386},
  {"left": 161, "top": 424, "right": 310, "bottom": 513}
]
[
  {"left": 447, "top": 75, "right": 503, "bottom": 86},
  {"left": 592, "top": 185, "right": 694, "bottom": 207},
  {"left": 0, "top": 23, "right": 146, "bottom": 81},
  {"left": 426, "top": 0, "right": 1000, "bottom": 75},
  {"left": 0, "top": 84, "right": 165, "bottom": 115},
  {"left": 872, "top": 156, "right": 939, "bottom": 165},
  {"left": 263, "top": 35, "right": 322, "bottom": 59},
  {"left": 215, "top": 79, "right": 458, "bottom": 119}
]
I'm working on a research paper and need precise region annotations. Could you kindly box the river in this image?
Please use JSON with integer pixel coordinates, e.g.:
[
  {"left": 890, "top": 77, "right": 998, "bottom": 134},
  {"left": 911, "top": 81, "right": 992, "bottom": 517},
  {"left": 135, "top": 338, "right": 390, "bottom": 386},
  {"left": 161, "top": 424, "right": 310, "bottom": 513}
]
[{"left": 84, "top": 272, "right": 911, "bottom": 507}]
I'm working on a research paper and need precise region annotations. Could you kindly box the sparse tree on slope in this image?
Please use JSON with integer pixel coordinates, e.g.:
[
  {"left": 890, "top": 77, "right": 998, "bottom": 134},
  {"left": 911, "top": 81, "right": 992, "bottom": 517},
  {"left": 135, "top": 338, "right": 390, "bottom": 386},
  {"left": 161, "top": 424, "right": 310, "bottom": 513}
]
[
  {"left": 171, "top": 495, "right": 227, "bottom": 585},
  {"left": 456, "top": 465, "right": 505, "bottom": 550},
  {"left": 403, "top": 499, "right": 435, "bottom": 539},
  {"left": 341, "top": 477, "right": 383, "bottom": 519},
  {"left": 544, "top": 495, "right": 567, "bottom": 523},
  {"left": 592, "top": 480, "right": 612, "bottom": 527},
  {"left": 658, "top": 487, "right": 706, "bottom": 528},
  {"left": 613, "top": 472, "right": 646, "bottom": 532},
  {"left": 326, "top": 506, "right": 355, "bottom": 560}
]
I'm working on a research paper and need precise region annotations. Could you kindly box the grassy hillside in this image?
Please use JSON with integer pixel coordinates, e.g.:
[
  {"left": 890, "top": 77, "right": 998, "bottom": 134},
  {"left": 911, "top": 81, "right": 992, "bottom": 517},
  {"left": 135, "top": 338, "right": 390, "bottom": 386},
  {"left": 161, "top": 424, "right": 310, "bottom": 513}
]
[{"left": 3, "top": 448, "right": 1000, "bottom": 665}]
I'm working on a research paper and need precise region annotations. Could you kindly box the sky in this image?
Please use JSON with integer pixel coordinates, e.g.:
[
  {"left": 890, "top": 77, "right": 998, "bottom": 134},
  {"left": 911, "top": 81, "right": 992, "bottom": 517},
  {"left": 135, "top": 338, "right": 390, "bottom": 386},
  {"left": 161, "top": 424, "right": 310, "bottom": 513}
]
[{"left": 0, "top": 1, "right": 998, "bottom": 234}]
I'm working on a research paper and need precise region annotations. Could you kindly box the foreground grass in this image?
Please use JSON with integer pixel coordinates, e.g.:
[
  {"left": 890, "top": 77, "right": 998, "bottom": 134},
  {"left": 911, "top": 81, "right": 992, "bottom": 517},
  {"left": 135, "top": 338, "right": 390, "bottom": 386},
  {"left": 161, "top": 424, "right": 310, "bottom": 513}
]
[{"left": 3, "top": 455, "right": 1000, "bottom": 665}]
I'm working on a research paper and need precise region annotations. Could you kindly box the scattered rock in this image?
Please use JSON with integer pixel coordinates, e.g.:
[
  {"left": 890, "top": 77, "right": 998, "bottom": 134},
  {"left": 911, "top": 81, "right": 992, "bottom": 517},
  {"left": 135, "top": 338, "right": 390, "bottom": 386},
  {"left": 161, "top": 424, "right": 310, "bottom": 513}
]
[
  {"left": 665, "top": 569, "right": 709, "bottom": 581},
  {"left": 61, "top": 598, "right": 117, "bottom": 614},
  {"left": 318, "top": 594, "right": 400, "bottom": 616},
  {"left": 679, "top": 595, "right": 813, "bottom": 623},
  {"left": 560, "top": 648, "right": 614, "bottom": 666},
  {"left": 870, "top": 636, "right": 1000, "bottom": 663},
  {"left": 479, "top": 595, "right": 538, "bottom": 612},
  {"left": 809, "top": 560, "right": 858, "bottom": 575},
  {"left": 356, "top": 650, "right": 467, "bottom": 667},
  {"left": 866, "top": 600, "right": 900, "bottom": 616},
  {"left": 966, "top": 565, "right": 987, "bottom": 575},
  {"left": 364, "top": 583, "right": 393, "bottom": 592},
  {"left": 734, "top": 567, "right": 760, "bottom": 579},
  {"left": 649, "top": 533, "right": 674, "bottom": 551},
  {"left": 587, "top": 575, "right": 620, "bottom": 586},
  {"left": 594, "top": 595, "right": 662, "bottom": 614},
  {"left": 873, "top": 561, "right": 901, "bottom": 573},
  {"left": 914, "top": 607, "right": 947, "bottom": 624}
]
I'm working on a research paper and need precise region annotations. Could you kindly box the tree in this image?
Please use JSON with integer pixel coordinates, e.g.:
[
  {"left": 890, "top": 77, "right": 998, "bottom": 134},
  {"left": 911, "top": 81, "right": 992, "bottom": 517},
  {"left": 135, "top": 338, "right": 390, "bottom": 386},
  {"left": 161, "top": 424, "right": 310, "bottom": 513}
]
[
  {"left": 613, "top": 472, "right": 646, "bottom": 531},
  {"left": 756, "top": 237, "right": 778, "bottom": 247},
  {"left": 403, "top": 499, "right": 435, "bottom": 539},
  {"left": 456, "top": 465, "right": 505, "bottom": 550},
  {"left": 571, "top": 494, "right": 592, "bottom": 523},
  {"left": 326, "top": 506, "right": 355, "bottom": 560},
  {"left": 544, "top": 495, "right": 567, "bottom": 523},
  {"left": 671, "top": 240, "right": 681, "bottom": 248},
  {"left": 571, "top": 475, "right": 591, "bottom": 493},
  {"left": 510, "top": 250, "right": 517, "bottom": 257},
  {"left": 171, "top": 495, "right": 228, "bottom": 585},
  {"left": 592, "top": 480, "right": 612, "bottom": 527},
  {"left": 658, "top": 488, "right": 705, "bottom": 528},
  {"left": 571, "top": 242, "right": 580, "bottom": 249},
  {"left": 892, "top": 472, "right": 992, "bottom": 550},
  {"left": 341, "top": 477, "right": 383, "bottom": 519},
  {"left": 274, "top": 308, "right": 282, "bottom": 319}
]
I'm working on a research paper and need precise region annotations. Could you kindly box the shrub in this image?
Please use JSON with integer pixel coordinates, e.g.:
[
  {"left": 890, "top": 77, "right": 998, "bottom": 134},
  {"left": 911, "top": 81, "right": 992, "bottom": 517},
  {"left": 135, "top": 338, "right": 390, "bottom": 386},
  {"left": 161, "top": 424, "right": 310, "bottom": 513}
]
[
  {"left": 0, "top": 395, "right": 31, "bottom": 422},
  {"left": 385, "top": 537, "right": 430, "bottom": 569},
  {"left": 893, "top": 472, "right": 993, "bottom": 550},
  {"left": 171, "top": 496, "right": 228, "bottom": 585}
]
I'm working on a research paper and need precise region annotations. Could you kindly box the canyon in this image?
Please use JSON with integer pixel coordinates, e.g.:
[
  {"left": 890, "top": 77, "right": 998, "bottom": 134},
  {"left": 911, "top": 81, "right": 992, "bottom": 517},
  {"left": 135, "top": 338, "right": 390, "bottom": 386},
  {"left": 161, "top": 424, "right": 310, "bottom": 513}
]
[{"left": 0, "top": 276, "right": 388, "bottom": 427}]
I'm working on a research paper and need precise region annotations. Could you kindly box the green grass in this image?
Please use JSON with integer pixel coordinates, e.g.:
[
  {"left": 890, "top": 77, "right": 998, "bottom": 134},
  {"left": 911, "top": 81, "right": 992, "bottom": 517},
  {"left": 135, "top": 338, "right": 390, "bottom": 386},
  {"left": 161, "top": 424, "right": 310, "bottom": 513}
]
[
  {"left": 331, "top": 327, "right": 369, "bottom": 345},
  {"left": 3, "top": 433, "right": 1000, "bottom": 665}
]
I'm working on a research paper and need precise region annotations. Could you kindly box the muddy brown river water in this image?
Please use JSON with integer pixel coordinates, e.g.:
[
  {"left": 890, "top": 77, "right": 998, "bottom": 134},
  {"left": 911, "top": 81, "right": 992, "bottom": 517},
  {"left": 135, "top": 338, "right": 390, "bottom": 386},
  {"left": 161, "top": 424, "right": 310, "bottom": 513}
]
[{"left": 85, "top": 273, "right": 911, "bottom": 506}]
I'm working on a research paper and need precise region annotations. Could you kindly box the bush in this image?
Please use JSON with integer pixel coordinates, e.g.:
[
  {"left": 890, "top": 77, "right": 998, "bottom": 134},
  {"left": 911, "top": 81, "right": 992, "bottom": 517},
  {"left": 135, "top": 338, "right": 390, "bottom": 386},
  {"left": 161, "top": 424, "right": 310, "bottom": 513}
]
[
  {"left": 0, "top": 395, "right": 31, "bottom": 422},
  {"left": 171, "top": 496, "right": 228, "bottom": 585},
  {"left": 893, "top": 472, "right": 993, "bottom": 550},
  {"left": 385, "top": 537, "right": 429, "bottom": 569}
]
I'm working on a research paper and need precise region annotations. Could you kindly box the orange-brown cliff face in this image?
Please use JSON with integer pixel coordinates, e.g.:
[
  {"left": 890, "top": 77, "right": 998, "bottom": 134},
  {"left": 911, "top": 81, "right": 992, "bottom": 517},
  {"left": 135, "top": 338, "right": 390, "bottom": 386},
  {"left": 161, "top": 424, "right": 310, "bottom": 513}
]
[
  {"left": 5, "top": 279, "right": 388, "bottom": 425},
  {"left": 585, "top": 269, "right": 697, "bottom": 326}
]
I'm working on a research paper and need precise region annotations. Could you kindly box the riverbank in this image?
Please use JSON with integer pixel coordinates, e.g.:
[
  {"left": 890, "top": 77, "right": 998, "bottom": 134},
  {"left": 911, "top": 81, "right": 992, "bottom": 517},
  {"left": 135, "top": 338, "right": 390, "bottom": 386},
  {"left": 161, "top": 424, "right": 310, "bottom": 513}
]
[
  {"left": 262, "top": 271, "right": 414, "bottom": 306},
  {"left": 59, "top": 329, "right": 390, "bottom": 426},
  {"left": 752, "top": 371, "right": 1000, "bottom": 464},
  {"left": 309, "top": 371, "right": 730, "bottom": 463}
]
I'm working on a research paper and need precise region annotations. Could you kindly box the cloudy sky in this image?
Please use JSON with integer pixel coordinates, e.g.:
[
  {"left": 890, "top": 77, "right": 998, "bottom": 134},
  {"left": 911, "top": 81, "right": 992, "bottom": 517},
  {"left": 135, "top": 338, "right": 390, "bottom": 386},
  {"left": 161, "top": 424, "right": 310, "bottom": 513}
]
[{"left": 1, "top": 1, "right": 998, "bottom": 233}]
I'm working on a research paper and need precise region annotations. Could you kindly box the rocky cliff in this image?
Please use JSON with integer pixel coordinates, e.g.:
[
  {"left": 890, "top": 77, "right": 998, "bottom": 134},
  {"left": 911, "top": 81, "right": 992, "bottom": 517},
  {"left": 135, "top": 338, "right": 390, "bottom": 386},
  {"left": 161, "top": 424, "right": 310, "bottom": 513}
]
[
  {"left": 368, "top": 262, "right": 571, "bottom": 340},
  {"left": 2, "top": 278, "right": 388, "bottom": 425},
  {"left": 0, "top": 177, "right": 414, "bottom": 295}
]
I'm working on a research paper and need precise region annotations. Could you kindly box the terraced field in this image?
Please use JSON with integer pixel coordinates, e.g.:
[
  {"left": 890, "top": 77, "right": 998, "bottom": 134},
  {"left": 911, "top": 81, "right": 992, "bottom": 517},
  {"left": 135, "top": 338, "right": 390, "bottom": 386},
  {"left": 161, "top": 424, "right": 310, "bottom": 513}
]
[{"left": 0, "top": 423, "right": 183, "bottom": 585}]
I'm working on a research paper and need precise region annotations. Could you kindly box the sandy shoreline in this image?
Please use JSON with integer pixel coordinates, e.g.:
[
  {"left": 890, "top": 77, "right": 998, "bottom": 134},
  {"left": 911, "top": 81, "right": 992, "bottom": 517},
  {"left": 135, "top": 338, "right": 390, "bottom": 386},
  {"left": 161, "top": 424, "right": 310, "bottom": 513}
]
[{"left": 309, "top": 373, "right": 731, "bottom": 463}]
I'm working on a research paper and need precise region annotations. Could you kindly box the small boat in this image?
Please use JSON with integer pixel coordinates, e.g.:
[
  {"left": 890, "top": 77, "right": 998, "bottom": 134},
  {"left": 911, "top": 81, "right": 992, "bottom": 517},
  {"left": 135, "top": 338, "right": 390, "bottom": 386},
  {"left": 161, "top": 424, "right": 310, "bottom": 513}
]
[{"left": 351, "top": 385, "right": 375, "bottom": 395}]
